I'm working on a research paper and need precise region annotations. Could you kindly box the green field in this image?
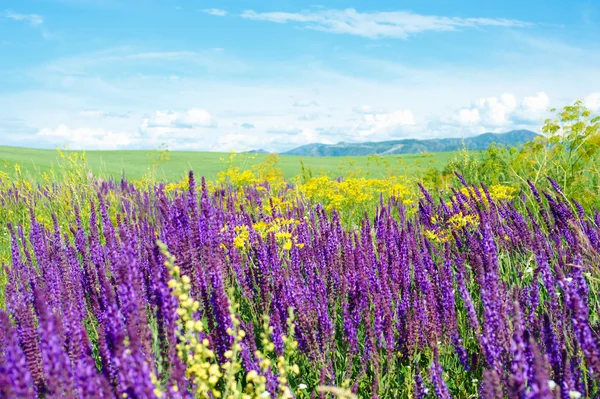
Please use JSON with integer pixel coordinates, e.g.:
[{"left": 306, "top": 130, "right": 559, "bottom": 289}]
[{"left": 0, "top": 145, "right": 457, "bottom": 181}]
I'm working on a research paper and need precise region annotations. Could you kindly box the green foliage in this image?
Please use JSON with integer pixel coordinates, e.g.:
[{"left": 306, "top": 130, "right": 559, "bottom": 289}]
[
  {"left": 437, "top": 100, "right": 600, "bottom": 208},
  {"left": 442, "top": 142, "right": 483, "bottom": 185},
  {"left": 255, "top": 153, "right": 285, "bottom": 182},
  {"left": 147, "top": 143, "right": 172, "bottom": 167},
  {"left": 541, "top": 101, "right": 600, "bottom": 191}
]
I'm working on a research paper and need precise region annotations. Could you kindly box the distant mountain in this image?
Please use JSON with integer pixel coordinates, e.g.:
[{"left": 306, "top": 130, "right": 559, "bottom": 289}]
[{"left": 282, "top": 130, "right": 539, "bottom": 157}]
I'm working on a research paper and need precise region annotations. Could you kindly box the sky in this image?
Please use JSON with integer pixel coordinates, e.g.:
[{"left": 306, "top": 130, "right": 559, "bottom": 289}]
[{"left": 1, "top": 0, "right": 600, "bottom": 152}]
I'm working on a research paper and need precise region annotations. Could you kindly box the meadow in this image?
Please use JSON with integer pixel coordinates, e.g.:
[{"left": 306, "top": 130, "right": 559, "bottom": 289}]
[
  {"left": 0, "top": 146, "right": 455, "bottom": 182},
  {"left": 0, "top": 101, "right": 599, "bottom": 399}
]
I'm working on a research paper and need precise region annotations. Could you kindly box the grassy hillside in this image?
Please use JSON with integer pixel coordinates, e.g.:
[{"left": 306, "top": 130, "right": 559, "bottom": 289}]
[{"left": 0, "top": 146, "right": 457, "bottom": 182}]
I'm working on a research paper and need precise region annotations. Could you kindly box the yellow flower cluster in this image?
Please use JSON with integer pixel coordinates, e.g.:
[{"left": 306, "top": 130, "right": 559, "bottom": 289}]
[
  {"left": 132, "top": 170, "right": 159, "bottom": 191},
  {"left": 297, "top": 176, "right": 414, "bottom": 212},
  {"left": 423, "top": 229, "right": 450, "bottom": 244},
  {"left": 454, "top": 184, "right": 517, "bottom": 206},
  {"left": 276, "top": 310, "right": 300, "bottom": 398},
  {"left": 158, "top": 241, "right": 301, "bottom": 399},
  {"left": 262, "top": 195, "right": 293, "bottom": 215},
  {"left": 216, "top": 153, "right": 286, "bottom": 192},
  {"left": 233, "top": 225, "right": 250, "bottom": 250},
  {"left": 218, "top": 167, "right": 258, "bottom": 188},
  {"left": 225, "top": 218, "right": 304, "bottom": 253},
  {"left": 160, "top": 242, "right": 222, "bottom": 397},
  {"left": 253, "top": 218, "right": 302, "bottom": 251},
  {"left": 252, "top": 311, "right": 300, "bottom": 399},
  {"left": 488, "top": 184, "right": 518, "bottom": 201},
  {"left": 164, "top": 176, "right": 190, "bottom": 193},
  {"left": 447, "top": 212, "right": 479, "bottom": 230},
  {"left": 150, "top": 372, "right": 164, "bottom": 398},
  {"left": 425, "top": 211, "right": 480, "bottom": 243}
]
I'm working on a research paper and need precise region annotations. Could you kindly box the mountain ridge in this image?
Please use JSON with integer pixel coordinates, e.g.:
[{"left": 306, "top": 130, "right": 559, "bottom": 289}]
[{"left": 281, "top": 129, "right": 539, "bottom": 157}]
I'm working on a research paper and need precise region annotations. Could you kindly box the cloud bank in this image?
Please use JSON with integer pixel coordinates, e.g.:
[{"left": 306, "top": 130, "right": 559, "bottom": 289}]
[
  {"left": 17, "top": 91, "right": 575, "bottom": 152},
  {"left": 239, "top": 8, "right": 532, "bottom": 39}
]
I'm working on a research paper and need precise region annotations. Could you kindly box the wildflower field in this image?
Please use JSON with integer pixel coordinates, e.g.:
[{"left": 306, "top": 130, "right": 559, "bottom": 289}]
[{"left": 1, "top": 102, "right": 600, "bottom": 398}]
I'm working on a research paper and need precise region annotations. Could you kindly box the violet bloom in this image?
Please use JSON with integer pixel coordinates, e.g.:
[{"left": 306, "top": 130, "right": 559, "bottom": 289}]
[
  {"left": 480, "top": 369, "right": 504, "bottom": 399},
  {"left": 430, "top": 348, "right": 452, "bottom": 399},
  {"left": 0, "top": 310, "right": 36, "bottom": 398},
  {"left": 414, "top": 372, "right": 429, "bottom": 399}
]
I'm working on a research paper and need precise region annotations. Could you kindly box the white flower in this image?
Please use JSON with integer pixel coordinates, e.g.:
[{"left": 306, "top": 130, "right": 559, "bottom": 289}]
[
  {"left": 260, "top": 392, "right": 271, "bottom": 398},
  {"left": 548, "top": 380, "right": 556, "bottom": 390},
  {"left": 298, "top": 384, "right": 307, "bottom": 390},
  {"left": 565, "top": 277, "right": 573, "bottom": 283},
  {"left": 569, "top": 391, "right": 582, "bottom": 399}
]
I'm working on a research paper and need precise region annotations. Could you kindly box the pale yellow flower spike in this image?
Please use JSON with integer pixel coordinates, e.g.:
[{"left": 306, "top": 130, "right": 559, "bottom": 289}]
[{"left": 157, "top": 241, "right": 300, "bottom": 399}]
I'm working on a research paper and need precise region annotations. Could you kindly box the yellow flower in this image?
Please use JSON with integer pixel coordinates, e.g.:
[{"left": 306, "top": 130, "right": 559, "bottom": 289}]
[
  {"left": 282, "top": 240, "right": 292, "bottom": 251},
  {"left": 424, "top": 229, "right": 449, "bottom": 243},
  {"left": 233, "top": 225, "right": 250, "bottom": 250},
  {"left": 489, "top": 184, "right": 517, "bottom": 201},
  {"left": 447, "top": 212, "right": 479, "bottom": 230},
  {"left": 275, "top": 232, "right": 292, "bottom": 241}
]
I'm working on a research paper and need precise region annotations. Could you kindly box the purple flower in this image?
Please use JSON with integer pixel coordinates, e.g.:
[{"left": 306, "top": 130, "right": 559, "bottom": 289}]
[
  {"left": 430, "top": 348, "right": 452, "bottom": 399},
  {"left": 0, "top": 310, "right": 36, "bottom": 398}
]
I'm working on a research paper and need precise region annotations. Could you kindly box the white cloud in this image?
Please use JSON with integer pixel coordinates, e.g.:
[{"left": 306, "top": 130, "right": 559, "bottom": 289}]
[
  {"left": 293, "top": 100, "right": 319, "bottom": 107},
  {"left": 477, "top": 94, "right": 517, "bottom": 125},
  {"left": 455, "top": 108, "right": 480, "bottom": 125},
  {"left": 240, "top": 8, "right": 531, "bottom": 39},
  {"left": 363, "top": 110, "right": 415, "bottom": 125},
  {"left": 354, "top": 109, "right": 416, "bottom": 137},
  {"left": 36, "top": 47, "right": 247, "bottom": 80},
  {"left": 433, "top": 91, "right": 551, "bottom": 134},
  {"left": 217, "top": 127, "right": 321, "bottom": 152},
  {"left": 142, "top": 108, "right": 216, "bottom": 129},
  {"left": 38, "top": 124, "right": 135, "bottom": 149},
  {"left": 3, "top": 10, "right": 44, "bottom": 26},
  {"left": 352, "top": 105, "right": 387, "bottom": 114},
  {"left": 3, "top": 9, "right": 53, "bottom": 38},
  {"left": 584, "top": 92, "right": 600, "bottom": 111},
  {"left": 297, "top": 113, "right": 320, "bottom": 121},
  {"left": 201, "top": 8, "right": 228, "bottom": 17},
  {"left": 79, "top": 109, "right": 130, "bottom": 118},
  {"left": 522, "top": 92, "right": 549, "bottom": 111},
  {"left": 266, "top": 125, "right": 304, "bottom": 135},
  {"left": 136, "top": 108, "right": 219, "bottom": 149}
]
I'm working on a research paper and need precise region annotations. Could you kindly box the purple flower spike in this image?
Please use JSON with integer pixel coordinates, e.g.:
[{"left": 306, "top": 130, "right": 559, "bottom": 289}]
[{"left": 0, "top": 310, "right": 36, "bottom": 398}]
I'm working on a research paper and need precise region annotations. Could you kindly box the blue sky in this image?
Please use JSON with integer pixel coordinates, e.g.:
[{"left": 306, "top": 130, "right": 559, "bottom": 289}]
[{"left": 1, "top": 0, "right": 599, "bottom": 151}]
